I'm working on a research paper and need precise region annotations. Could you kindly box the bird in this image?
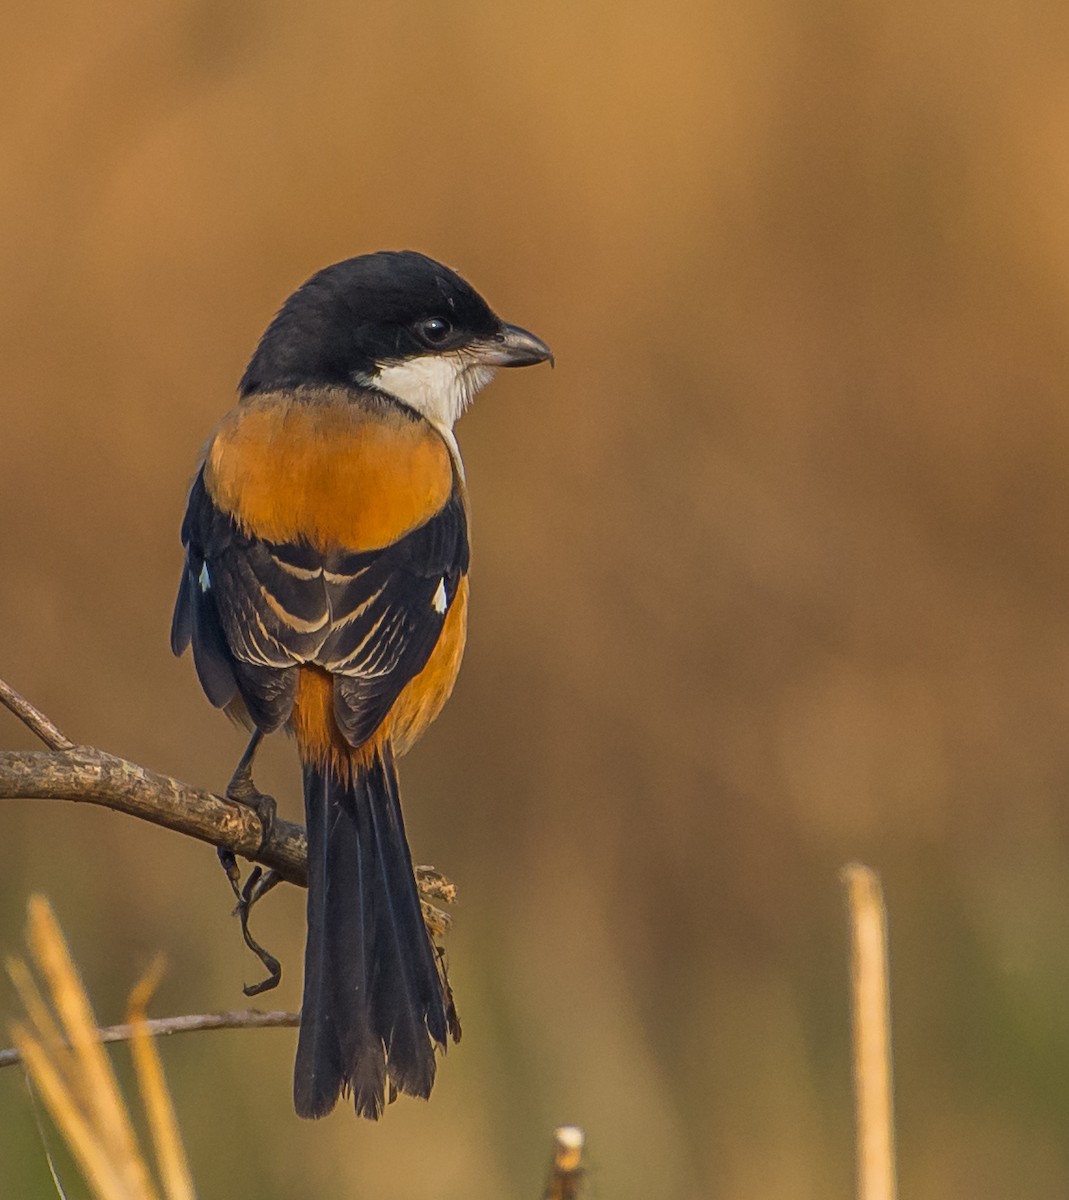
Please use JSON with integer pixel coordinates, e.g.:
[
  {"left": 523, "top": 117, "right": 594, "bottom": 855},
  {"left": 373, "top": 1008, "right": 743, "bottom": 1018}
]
[{"left": 170, "top": 251, "right": 552, "bottom": 1119}]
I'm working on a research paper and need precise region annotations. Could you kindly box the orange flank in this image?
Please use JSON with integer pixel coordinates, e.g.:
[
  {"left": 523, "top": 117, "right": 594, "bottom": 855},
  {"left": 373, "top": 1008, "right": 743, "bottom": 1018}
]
[
  {"left": 291, "top": 573, "right": 469, "bottom": 771},
  {"left": 389, "top": 575, "right": 469, "bottom": 756},
  {"left": 204, "top": 388, "right": 455, "bottom": 552}
]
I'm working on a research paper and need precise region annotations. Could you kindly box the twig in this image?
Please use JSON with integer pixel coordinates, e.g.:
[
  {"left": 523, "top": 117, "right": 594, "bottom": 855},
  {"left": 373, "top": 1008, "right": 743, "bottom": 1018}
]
[
  {"left": 0, "top": 1008, "right": 300, "bottom": 1069},
  {"left": 544, "top": 1126, "right": 584, "bottom": 1200},
  {"left": 0, "top": 675, "right": 457, "bottom": 1008},
  {"left": 0, "top": 678, "right": 72, "bottom": 751},
  {"left": 0, "top": 678, "right": 455, "bottom": 912},
  {"left": 0, "top": 745, "right": 307, "bottom": 883},
  {"left": 842, "top": 863, "right": 897, "bottom": 1200}
]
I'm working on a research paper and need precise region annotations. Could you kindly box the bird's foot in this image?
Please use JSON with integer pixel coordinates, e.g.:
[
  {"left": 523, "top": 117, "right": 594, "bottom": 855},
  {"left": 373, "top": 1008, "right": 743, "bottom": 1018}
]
[
  {"left": 225, "top": 763, "right": 277, "bottom": 854},
  {"left": 217, "top": 848, "right": 283, "bottom": 995}
]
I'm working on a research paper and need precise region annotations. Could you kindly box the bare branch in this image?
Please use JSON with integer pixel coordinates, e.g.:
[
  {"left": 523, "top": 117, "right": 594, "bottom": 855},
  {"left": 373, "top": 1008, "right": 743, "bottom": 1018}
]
[
  {"left": 0, "top": 678, "right": 73, "bottom": 751},
  {"left": 0, "top": 678, "right": 455, "bottom": 905},
  {"left": 0, "top": 1008, "right": 300, "bottom": 1070},
  {"left": 0, "top": 745, "right": 307, "bottom": 883}
]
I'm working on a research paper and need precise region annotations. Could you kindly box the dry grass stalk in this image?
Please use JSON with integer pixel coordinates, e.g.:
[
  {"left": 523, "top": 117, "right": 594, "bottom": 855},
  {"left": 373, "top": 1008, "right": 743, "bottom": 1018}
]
[
  {"left": 544, "top": 1125, "right": 584, "bottom": 1200},
  {"left": 127, "top": 960, "right": 195, "bottom": 1200},
  {"left": 842, "top": 863, "right": 897, "bottom": 1200},
  {"left": 7, "top": 896, "right": 195, "bottom": 1200}
]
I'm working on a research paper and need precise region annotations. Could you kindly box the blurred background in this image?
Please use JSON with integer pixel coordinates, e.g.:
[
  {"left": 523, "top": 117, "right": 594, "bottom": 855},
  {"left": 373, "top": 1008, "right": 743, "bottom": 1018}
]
[{"left": 3, "top": 0, "right": 1069, "bottom": 1195}]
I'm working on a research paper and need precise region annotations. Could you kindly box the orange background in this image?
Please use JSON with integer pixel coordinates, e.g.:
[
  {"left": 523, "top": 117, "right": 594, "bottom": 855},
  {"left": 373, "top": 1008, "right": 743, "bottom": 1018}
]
[{"left": 4, "top": 1, "right": 1069, "bottom": 1196}]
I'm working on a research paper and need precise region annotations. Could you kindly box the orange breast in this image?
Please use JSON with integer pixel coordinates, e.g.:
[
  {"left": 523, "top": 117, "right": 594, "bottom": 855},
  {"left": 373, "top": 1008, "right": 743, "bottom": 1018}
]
[
  {"left": 203, "top": 387, "right": 454, "bottom": 552},
  {"left": 204, "top": 386, "right": 468, "bottom": 767}
]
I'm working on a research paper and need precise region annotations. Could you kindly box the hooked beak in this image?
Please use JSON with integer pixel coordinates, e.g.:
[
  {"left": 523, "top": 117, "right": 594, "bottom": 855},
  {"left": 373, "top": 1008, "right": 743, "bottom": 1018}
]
[{"left": 477, "top": 323, "right": 555, "bottom": 368}]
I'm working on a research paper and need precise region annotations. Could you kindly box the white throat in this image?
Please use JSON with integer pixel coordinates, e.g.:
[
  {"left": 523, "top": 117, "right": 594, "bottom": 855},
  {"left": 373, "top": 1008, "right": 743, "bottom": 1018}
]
[
  {"left": 367, "top": 353, "right": 495, "bottom": 428},
  {"left": 359, "top": 352, "right": 496, "bottom": 478}
]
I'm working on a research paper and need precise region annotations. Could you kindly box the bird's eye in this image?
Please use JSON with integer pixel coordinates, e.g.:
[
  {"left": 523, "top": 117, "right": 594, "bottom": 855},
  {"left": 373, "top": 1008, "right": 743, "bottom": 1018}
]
[{"left": 418, "top": 317, "right": 453, "bottom": 345}]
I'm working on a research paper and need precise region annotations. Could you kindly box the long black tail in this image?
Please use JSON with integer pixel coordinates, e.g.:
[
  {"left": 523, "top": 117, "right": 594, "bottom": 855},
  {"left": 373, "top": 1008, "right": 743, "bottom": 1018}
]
[{"left": 294, "top": 745, "right": 453, "bottom": 1119}]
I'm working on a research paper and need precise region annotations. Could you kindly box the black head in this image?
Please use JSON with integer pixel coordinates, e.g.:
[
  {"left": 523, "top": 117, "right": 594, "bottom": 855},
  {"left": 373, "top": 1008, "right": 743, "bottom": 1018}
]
[{"left": 239, "top": 251, "right": 551, "bottom": 398}]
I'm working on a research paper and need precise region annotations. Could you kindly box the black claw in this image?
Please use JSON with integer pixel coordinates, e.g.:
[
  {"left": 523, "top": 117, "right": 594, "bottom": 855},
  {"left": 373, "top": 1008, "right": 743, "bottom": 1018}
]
[
  {"left": 217, "top": 846, "right": 241, "bottom": 895},
  {"left": 239, "top": 865, "right": 283, "bottom": 993},
  {"left": 245, "top": 790, "right": 277, "bottom": 853},
  {"left": 216, "top": 731, "right": 285, "bottom": 993},
  {"left": 226, "top": 773, "right": 277, "bottom": 855},
  {"left": 222, "top": 729, "right": 276, "bottom": 853},
  {"left": 217, "top": 860, "right": 284, "bottom": 994}
]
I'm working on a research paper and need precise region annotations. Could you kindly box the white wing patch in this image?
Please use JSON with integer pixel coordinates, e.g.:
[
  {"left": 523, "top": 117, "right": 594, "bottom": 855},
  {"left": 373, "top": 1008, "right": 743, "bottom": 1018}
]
[
  {"left": 432, "top": 578, "right": 447, "bottom": 614},
  {"left": 199, "top": 563, "right": 211, "bottom": 592}
]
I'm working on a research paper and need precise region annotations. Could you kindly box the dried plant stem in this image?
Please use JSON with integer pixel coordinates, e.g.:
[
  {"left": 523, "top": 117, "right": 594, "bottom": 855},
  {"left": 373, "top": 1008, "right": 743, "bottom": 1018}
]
[
  {"left": 9, "top": 897, "right": 158, "bottom": 1200},
  {"left": 127, "top": 961, "right": 198, "bottom": 1200},
  {"left": 544, "top": 1126, "right": 584, "bottom": 1200},
  {"left": 0, "top": 675, "right": 456, "bottom": 1054},
  {"left": 842, "top": 863, "right": 897, "bottom": 1200},
  {"left": 0, "top": 677, "right": 73, "bottom": 751},
  {"left": 0, "top": 677, "right": 454, "bottom": 903},
  {"left": 0, "top": 1008, "right": 300, "bottom": 1070},
  {"left": 1, "top": 745, "right": 306, "bottom": 881}
]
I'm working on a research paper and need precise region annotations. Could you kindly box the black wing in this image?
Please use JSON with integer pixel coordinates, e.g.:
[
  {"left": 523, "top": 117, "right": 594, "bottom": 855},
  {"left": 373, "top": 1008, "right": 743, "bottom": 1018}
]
[{"left": 171, "top": 467, "right": 468, "bottom": 743}]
